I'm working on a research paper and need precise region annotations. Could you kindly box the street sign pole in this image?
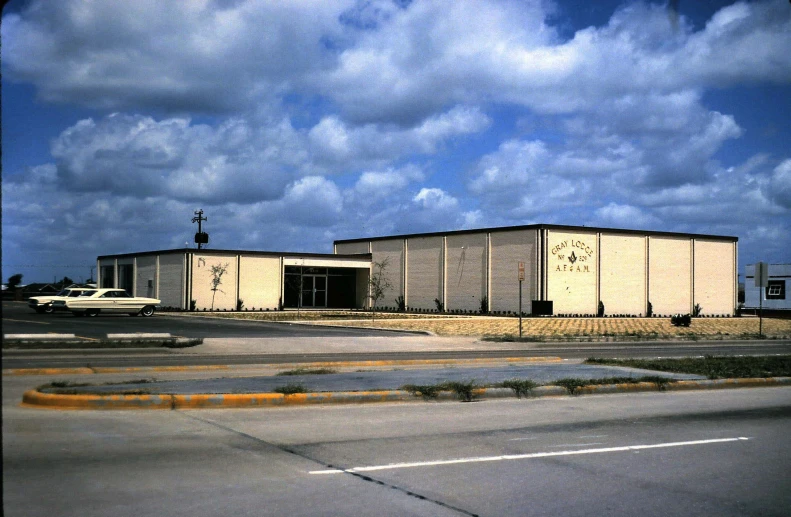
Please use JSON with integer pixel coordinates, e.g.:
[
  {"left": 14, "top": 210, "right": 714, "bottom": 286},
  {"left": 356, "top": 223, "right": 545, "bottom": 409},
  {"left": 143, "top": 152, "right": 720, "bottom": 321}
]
[
  {"left": 755, "top": 262, "right": 768, "bottom": 338},
  {"left": 518, "top": 262, "right": 525, "bottom": 339}
]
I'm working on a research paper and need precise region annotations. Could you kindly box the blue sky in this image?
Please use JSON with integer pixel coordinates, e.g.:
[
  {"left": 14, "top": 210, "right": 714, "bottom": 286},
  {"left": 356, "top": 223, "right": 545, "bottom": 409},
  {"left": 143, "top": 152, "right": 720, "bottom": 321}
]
[{"left": 2, "top": 0, "right": 790, "bottom": 285}]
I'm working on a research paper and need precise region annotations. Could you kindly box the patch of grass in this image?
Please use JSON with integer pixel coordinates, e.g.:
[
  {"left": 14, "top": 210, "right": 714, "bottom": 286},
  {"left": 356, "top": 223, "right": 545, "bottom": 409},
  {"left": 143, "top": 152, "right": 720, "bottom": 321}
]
[
  {"left": 553, "top": 376, "right": 672, "bottom": 394},
  {"left": 276, "top": 368, "right": 338, "bottom": 376},
  {"left": 501, "top": 379, "right": 538, "bottom": 398},
  {"left": 272, "top": 383, "right": 310, "bottom": 395},
  {"left": 483, "top": 335, "right": 543, "bottom": 342},
  {"left": 400, "top": 380, "right": 479, "bottom": 401},
  {"left": 585, "top": 355, "right": 791, "bottom": 379},
  {"left": 37, "top": 380, "right": 93, "bottom": 391}
]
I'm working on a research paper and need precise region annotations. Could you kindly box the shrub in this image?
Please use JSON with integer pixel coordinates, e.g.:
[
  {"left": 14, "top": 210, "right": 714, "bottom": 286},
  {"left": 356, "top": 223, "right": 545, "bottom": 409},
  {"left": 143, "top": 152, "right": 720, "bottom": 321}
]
[
  {"left": 445, "top": 380, "right": 478, "bottom": 402},
  {"left": 479, "top": 296, "right": 489, "bottom": 314},
  {"left": 502, "top": 379, "right": 537, "bottom": 398},
  {"left": 401, "top": 383, "right": 444, "bottom": 399},
  {"left": 671, "top": 314, "right": 692, "bottom": 327},
  {"left": 395, "top": 295, "right": 406, "bottom": 311},
  {"left": 646, "top": 301, "right": 653, "bottom": 317},
  {"left": 693, "top": 303, "right": 702, "bottom": 317},
  {"left": 554, "top": 378, "right": 588, "bottom": 395},
  {"left": 434, "top": 298, "right": 444, "bottom": 312},
  {"left": 237, "top": 298, "right": 244, "bottom": 311},
  {"left": 190, "top": 299, "right": 197, "bottom": 312},
  {"left": 597, "top": 300, "right": 605, "bottom": 317}
]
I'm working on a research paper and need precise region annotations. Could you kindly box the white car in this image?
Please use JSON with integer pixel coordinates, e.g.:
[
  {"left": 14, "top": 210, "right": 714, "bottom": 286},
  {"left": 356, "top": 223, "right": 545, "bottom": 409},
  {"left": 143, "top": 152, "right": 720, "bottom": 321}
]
[
  {"left": 28, "top": 287, "right": 95, "bottom": 314},
  {"left": 53, "top": 288, "right": 161, "bottom": 317}
]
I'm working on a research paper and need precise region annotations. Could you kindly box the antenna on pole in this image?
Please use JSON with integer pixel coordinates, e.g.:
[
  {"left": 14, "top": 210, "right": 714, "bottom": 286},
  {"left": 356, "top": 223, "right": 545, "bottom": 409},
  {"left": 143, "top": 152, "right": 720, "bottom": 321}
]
[{"left": 192, "top": 209, "right": 209, "bottom": 250}]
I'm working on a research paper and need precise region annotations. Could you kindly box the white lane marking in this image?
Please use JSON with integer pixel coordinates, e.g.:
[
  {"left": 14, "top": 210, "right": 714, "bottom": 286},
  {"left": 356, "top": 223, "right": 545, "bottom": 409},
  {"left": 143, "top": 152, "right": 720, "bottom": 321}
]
[
  {"left": 309, "top": 437, "right": 750, "bottom": 475},
  {"left": 3, "top": 318, "right": 50, "bottom": 325}
]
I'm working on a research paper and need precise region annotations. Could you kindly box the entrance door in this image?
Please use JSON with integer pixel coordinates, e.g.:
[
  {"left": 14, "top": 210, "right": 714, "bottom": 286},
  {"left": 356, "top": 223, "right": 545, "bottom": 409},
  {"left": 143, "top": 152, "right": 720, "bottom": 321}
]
[{"left": 301, "top": 275, "right": 327, "bottom": 308}]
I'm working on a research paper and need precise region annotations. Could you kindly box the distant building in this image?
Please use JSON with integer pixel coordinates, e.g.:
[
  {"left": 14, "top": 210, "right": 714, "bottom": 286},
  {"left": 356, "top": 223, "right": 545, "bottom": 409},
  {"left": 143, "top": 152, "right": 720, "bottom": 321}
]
[
  {"left": 97, "top": 224, "right": 739, "bottom": 315},
  {"left": 744, "top": 263, "right": 790, "bottom": 311}
]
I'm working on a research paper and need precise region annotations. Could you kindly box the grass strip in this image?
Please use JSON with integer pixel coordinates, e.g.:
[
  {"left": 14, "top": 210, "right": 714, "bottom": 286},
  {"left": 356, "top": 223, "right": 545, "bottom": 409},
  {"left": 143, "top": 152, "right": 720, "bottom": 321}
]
[
  {"left": 272, "top": 383, "right": 310, "bottom": 395},
  {"left": 276, "top": 368, "right": 338, "bottom": 376},
  {"left": 585, "top": 355, "right": 791, "bottom": 379}
]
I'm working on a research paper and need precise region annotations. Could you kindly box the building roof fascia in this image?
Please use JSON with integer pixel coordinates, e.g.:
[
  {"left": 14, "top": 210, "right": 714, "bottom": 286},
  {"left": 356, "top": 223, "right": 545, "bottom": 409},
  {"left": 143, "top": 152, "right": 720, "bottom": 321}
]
[
  {"left": 97, "top": 249, "right": 371, "bottom": 261},
  {"left": 333, "top": 223, "right": 738, "bottom": 244}
]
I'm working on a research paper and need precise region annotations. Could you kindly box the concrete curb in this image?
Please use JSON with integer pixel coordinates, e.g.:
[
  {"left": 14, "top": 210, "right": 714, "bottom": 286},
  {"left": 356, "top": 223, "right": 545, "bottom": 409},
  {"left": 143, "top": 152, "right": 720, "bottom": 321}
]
[
  {"left": 3, "top": 334, "right": 202, "bottom": 349},
  {"left": 3, "top": 356, "right": 563, "bottom": 376},
  {"left": 21, "top": 377, "right": 791, "bottom": 410}
]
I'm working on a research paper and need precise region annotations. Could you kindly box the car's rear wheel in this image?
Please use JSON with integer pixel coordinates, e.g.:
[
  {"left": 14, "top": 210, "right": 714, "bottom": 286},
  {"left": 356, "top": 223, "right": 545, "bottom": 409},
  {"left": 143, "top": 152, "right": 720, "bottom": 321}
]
[
  {"left": 35, "top": 307, "right": 46, "bottom": 314},
  {"left": 140, "top": 306, "right": 155, "bottom": 317},
  {"left": 43, "top": 305, "right": 54, "bottom": 314},
  {"left": 86, "top": 309, "right": 100, "bottom": 317}
]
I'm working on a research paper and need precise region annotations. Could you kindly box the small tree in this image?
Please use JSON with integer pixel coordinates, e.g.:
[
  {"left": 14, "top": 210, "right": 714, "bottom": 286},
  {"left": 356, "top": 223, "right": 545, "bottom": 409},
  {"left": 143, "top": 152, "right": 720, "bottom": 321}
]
[
  {"left": 209, "top": 262, "right": 229, "bottom": 310},
  {"left": 368, "top": 257, "right": 394, "bottom": 321},
  {"left": 7, "top": 274, "right": 23, "bottom": 289}
]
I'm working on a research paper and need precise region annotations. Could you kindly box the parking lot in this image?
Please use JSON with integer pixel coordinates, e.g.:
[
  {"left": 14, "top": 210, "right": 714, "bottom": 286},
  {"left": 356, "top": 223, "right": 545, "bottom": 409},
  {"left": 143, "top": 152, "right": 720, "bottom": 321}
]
[{"left": 1, "top": 301, "right": 400, "bottom": 339}]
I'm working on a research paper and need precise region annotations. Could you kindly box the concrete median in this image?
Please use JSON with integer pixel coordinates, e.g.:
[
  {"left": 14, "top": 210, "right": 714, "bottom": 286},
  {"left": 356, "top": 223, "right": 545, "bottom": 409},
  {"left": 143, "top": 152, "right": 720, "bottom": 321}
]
[{"left": 20, "top": 377, "right": 791, "bottom": 410}]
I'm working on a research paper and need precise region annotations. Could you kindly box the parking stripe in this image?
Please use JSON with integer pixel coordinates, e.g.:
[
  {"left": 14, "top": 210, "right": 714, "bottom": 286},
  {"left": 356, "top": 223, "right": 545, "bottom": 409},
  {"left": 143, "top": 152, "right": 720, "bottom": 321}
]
[{"left": 309, "top": 437, "right": 750, "bottom": 474}]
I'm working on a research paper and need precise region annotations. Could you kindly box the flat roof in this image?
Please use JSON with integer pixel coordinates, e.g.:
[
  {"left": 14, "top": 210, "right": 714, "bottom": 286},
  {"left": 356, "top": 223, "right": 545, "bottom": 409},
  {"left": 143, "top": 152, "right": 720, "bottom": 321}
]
[
  {"left": 334, "top": 223, "right": 738, "bottom": 244},
  {"left": 98, "top": 248, "right": 371, "bottom": 260}
]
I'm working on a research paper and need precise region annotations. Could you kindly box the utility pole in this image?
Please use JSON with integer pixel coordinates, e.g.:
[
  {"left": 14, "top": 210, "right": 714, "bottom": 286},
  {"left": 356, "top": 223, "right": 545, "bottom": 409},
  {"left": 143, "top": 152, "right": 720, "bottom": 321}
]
[{"left": 192, "top": 209, "right": 209, "bottom": 250}]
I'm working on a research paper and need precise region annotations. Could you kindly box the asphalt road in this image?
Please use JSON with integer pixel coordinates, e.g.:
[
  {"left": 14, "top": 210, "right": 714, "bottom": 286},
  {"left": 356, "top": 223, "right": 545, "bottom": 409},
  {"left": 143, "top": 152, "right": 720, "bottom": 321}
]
[
  {"left": 4, "top": 374, "right": 789, "bottom": 517},
  {"left": 1, "top": 301, "right": 403, "bottom": 339}
]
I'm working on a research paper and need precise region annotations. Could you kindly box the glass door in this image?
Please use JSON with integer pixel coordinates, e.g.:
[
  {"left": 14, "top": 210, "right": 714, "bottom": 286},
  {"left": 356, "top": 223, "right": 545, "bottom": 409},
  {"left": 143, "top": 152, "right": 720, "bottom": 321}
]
[{"left": 301, "top": 275, "right": 327, "bottom": 308}]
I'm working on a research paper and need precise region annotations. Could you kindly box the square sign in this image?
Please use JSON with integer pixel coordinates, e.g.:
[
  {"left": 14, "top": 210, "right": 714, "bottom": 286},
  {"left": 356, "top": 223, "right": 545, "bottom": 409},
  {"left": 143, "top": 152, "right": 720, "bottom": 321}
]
[
  {"left": 755, "top": 262, "right": 768, "bottom": 288},
  {"left": 518, "top": 262, "right": 525, "bottom": 281}
]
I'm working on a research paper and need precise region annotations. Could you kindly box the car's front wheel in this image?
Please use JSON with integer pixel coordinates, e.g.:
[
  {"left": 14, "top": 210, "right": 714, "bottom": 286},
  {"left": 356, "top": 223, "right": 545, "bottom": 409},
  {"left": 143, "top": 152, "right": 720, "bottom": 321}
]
[
  {"left": 43, "top": 305, "right": 54, "bottom": 314},
  {"left": 140, "top": 306, "right": 155, "bottom": 317}
]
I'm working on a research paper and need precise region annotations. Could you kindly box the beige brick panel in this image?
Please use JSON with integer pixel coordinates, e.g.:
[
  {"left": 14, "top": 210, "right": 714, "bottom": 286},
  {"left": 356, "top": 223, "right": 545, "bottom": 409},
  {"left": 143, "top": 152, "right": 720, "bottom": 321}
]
[
  {"left": 135, "top": 256, "right": 157, "bottom": 299},
  {"left": 192, "top": 255, "right": 237, "bottom": 310},
  {"left": 238, "top": 256, "right": 281, "bottom": 310},
  {"left": 547, "top": 230, "right": 597, "bottom": 315},
  {"left": 446, "top": 233, "right": 487, "bottom": 311},
  {"left": 158, "top": 254, "right": 185, "bottom": 309},
  {"left": 371, "top": 239, "right": 403, "bottom": 308},
  {"left": 335, "top": 241, "right": 369, "bottom": 254},
  {"left": 406, "top": 236, "right": 443, "bottom": 310},
  {"left": 649, "top": 237, "right": 691, "bottom": 315},
  {"left": 600, "top": 234, "right": 646, "bottom": 316},
  {"left": 490, "top": 229, "right": 537, "bottom": 313},
  {"left": 694, "top": 240, "right": 735, "bottom": 316}
]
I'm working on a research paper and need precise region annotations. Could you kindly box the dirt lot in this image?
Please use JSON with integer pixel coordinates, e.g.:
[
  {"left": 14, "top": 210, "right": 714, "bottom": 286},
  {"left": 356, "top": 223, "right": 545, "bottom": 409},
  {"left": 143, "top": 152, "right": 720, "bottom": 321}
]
[{"left": 198, "top": 312, "right": 791, "bottom": 339}]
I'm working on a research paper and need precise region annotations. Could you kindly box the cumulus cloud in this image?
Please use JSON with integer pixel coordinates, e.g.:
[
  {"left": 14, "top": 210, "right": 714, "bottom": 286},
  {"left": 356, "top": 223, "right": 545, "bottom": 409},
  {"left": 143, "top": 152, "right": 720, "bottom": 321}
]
[
  {"left": 47, "top": 113, "right": 298, "bottom": 202},
  {"left": 308, "top": 106, "right": 490, "bottom": 168},
  {"left": 1, "top": 0, "right": 352, "bottom": 113},
  {"left": 766, "top": 159, "right": 791, "bottom": 209}
]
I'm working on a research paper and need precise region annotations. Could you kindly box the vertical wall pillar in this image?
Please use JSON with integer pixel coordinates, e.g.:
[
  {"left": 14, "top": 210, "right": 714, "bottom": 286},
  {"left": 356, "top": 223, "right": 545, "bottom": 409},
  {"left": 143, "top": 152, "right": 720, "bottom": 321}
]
[
  {"left": 486, "top": 232, "right": 492, "bottom": 309},
  {"left": 690, "top": 239, "right": 695, "bottom": 314},
  {"left": 403, "top": 238, "right": 408, "bottom": 307},
  {"left": 645, "top": 237, "right": 650, "bottom": 316},
  {"left": 236, "top": 255, "right": 241, "bottom": 311},
  {"left": 596, "top": 233, "right": 601, "bottom": 311},
  {"left": 442, "top": 236, "right": 448, "bottom": 309}
]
